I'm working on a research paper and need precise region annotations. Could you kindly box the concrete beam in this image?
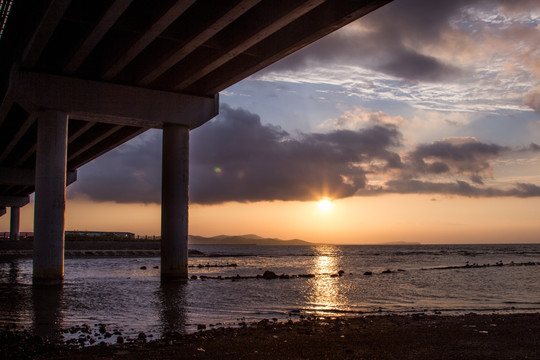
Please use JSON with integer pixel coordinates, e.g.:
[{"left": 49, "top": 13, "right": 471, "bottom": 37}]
[
  {"left": 0, "top": 196, "right": 30, "bottom": 208},
  {"left": 173, "top": 0, "right": 325, "bottom": 91},
  {"left": 102, "top": 0, "right": 195, "bottom": 80},
  {"left": 0, "top": 113, "right": 37, "bottom": 162},
  {"left": 67, "top": 125, "right": 123, "bottom": 162},
  {"left": 64, "top": 0, "right": 133, "bottom": 74},
  {"left": 21, "top": 0, "right": 72, "bottom": 68},
  {"left": 0, "top": 167, "right": 77, "bottom": 186},
  {"left": 12, "top": 71, "right": 218, "bottom": 129},
  {"left": 139, "top": 0, "right": 261, "bottom": 85}
]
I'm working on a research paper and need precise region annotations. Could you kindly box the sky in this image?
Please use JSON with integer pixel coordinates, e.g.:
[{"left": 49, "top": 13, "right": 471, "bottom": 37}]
[{"left": 2, "top": 0, "right": 540, "bottom": 244}]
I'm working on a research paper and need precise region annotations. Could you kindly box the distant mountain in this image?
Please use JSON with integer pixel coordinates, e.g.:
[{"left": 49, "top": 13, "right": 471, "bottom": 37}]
[{"left": 188, "top": 234, "right": 312, "bottom": 246}]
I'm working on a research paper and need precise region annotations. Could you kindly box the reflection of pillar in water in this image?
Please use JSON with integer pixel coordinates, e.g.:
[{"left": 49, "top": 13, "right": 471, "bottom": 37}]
[
  {"left": 157, "top": 282, "right": 187, "bottom": 335},
  {"left": 8, "top": 260, "right": 19, "bottom": 283},
  {"left": 32, "top": 284, "right": 64, "bottom": 340},
  {"left": 0, "top": 260, "right": 31, "bottom": 326}
]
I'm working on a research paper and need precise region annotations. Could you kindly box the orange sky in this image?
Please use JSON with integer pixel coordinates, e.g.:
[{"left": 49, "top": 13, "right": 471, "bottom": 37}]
[{"left": 2, "top": 195, "right": 539, "bottom": 244}]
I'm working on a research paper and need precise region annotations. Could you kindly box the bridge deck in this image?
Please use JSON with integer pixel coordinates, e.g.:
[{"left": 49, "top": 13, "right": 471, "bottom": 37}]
[{"left": 1, "top": 0, "right": 391, "bottom": 208}]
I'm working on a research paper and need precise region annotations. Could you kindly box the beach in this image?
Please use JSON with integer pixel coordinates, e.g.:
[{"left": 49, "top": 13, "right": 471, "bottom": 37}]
[
  {"left": 1, "top": 243, "right": 539, "bottom": 359},
  {"left": 2, "top": 313, "right": 539, "bottom": 359}
]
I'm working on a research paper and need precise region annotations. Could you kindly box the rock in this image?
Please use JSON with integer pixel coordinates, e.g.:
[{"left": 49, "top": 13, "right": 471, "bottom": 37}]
[
  {"left": 137, "top": 332, "right": 147, "bottom": 342},
  {"left": 140, "top": 266, "right": 147, "bottom": 270},
  {"left": 117, "top": 336, "right": 124, "bottom": 344},
  {"left": 197, "top": 324, "right": 207, "bottom": 330},
  {"left": 262, "top": 270, "right": 278, "bottom": 280},
  {"left": 338, "top": 270, "right": 345, "bottom": 276},
  {"left": 363, "top": 271, "right": 373, "bottom": 276},
  {"left": 153, "top": 266, "right": 159, "bottom": 269},
  {"left": 188, "top": 249, "right": 204, "bottom": 256},
  {"left": 190, "top": 275, "right": 198, "bottom": 280},
  {"left": 382, "top": 269, "right": 393, "bottom": 274}
]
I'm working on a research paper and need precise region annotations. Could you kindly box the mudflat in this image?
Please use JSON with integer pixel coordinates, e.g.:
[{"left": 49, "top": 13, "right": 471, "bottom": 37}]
[{"left": 2, "top": 313, "right": 538, "bottom": 359}]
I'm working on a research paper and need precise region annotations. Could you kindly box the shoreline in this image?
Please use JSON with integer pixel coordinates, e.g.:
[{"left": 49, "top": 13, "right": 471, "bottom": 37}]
[
  {"left": 0, "top": 239, "right": 207, "bottom": 259},
  {"left": 2, "top": 313, "right": 538, "bottom": 359}
]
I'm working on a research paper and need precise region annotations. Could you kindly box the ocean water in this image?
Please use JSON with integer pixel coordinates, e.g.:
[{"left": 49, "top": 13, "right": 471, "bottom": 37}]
[{"left": 0, "top": 244, "right": 539, "bottom": 341}]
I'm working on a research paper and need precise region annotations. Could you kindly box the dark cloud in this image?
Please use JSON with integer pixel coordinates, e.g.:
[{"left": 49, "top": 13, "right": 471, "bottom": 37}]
[
  {"left": 385, "top": 179, "right": 480, "bottom": 197},
  {"left": 375, "top": 50, "right": 462, "bottom": 82},
  {"left": 406, "top": 138, "right": 507, "bottom": 180},
  {"left": 69, "top": 130, "right": 162, "bottom": 203},
  {"left": 516, "top": 143, "right": 540, "bottom": 153},
  {"left": 384, "top": 180, "right": 540, "bottom": 198},
  {"left": 510, "top": 183, "right": 540, "bottom": 197},
  {"left": 189, "top": 105, "right": 401, "bottom": 204},
  {"left": 496, "top": 0, "right": 540, "bottom": 12},
  {"left": 259, "top": 0, "right": 474, "bottom": 82},
  {"left": 69, "top": 106, "right": 539, "bottom": 204},
  {"left": 70, "top": 105, "right": 403, "bottom": 204},
  {"left": 260, "top": 0, "right": 538, "bottom": 83}
]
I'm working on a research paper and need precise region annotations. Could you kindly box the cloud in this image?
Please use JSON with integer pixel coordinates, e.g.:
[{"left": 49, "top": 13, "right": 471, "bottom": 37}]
[
  {"left": 189, "top": 105, "right": 402, "bottom": 204},
  {"left": 384, "top": 179, "right": 540, "bottom": 198},
  {"left": 68, "top": 131, "right": 162, "bottom": 203},
  {"left": 68, "top": 106, "right": 540, "bottom": 204},
  {"left": 374, "top": 50, "right": 462, "bottom": 82},
  {"left": 254, "top": 0, "right": 540, "bottom": 115},
  {"left": 404, "top": 137, "right": 508, "bottom": 183},
  {"left": 524, "top": 88, "right": 540, "bottom": 112},
  {"left": 258, "top": 0, "right": 474, "bottom": 82},
  {"left": 317, "top": 107, "right": 405, "bottom": 131},
  {"left": 496, "top": 0, "right": 540, "bottom": 13},
  {"left": 70, "top": 105, "right": 404, "bottom": 204}
]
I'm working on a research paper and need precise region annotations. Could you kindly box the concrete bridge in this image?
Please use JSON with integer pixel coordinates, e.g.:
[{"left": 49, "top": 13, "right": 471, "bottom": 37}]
[{"left": 0, "top": 0, "right": 391, "bottom": 283}]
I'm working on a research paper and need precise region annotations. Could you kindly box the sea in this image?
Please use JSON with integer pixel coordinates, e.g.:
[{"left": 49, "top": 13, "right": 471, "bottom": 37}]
[{"left": 0, "top": 244, "right": 539, "bottom": 343}]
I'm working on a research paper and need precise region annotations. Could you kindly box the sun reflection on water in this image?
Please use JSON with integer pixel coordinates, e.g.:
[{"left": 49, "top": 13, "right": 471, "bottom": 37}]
[{"left": 306, "top": 245, "right": 350, "bottom": 315}]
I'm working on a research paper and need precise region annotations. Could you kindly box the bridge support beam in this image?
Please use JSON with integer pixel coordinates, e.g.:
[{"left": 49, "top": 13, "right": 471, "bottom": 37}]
[
  {"left": 33, "top": 110, "right": 68, "bottom": 284},
  {"left": 161, "top": 124, "right": 190, "bottom": 281},
  {"left": 10, "top": 207, "right": 20, "bottom": 241}
]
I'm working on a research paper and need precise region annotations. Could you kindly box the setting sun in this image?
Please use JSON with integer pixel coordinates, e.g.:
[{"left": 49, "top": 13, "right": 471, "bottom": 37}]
[{"left": 317, "top": 198, "right": 333, "bottom": 212}]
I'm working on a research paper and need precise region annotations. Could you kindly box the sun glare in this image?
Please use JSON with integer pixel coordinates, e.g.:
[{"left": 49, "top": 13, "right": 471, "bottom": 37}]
[{"left": 318, "top": 198, "right": 333, "bottom": 212}]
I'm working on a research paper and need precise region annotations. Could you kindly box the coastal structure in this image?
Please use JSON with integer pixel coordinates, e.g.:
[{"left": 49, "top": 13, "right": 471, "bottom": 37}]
[{"left": 0, "top": 0, "right": 392, "bottom": 283}]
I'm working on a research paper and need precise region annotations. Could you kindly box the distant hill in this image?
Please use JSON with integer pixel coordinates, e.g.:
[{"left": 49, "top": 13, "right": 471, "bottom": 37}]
[{"left": 188, "top": 234, "right": 312, "bottom": 246}]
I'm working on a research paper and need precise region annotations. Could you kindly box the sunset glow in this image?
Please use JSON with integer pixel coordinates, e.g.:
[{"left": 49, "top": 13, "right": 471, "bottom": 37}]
[
  {"left": 1, "top": 1, "right": 539, "bottom": 245},
  {"left": 317, "top": 199, "right": 333, "bottom": 213}
]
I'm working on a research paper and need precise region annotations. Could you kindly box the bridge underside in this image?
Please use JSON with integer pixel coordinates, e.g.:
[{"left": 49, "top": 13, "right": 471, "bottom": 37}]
[{"left": 0, "top": 0, "right": 392, "bottom": 283}]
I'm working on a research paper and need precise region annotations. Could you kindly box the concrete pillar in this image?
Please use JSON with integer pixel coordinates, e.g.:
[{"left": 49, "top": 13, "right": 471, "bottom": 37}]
[
  {"left": 33, "top": 110, "right": 68, "bottom": 284},
  {"left": 161, "top": 124, "right": 189, "bottom": 280},
  {"left": 10, "top": 207, "right": 20, "bottom": 241}
]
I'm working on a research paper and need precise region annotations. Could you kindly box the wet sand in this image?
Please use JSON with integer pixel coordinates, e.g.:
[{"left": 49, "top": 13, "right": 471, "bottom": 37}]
[{"left": 2, "top": 313, "right": 538, "bottom": 359}]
